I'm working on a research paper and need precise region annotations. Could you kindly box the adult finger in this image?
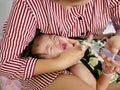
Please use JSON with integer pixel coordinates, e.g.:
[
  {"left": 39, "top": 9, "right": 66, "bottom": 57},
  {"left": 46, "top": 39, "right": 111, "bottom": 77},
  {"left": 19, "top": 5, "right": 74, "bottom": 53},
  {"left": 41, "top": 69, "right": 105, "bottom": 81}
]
[{"left": 87, "top": 34, "right": 93, "bottom": 43}]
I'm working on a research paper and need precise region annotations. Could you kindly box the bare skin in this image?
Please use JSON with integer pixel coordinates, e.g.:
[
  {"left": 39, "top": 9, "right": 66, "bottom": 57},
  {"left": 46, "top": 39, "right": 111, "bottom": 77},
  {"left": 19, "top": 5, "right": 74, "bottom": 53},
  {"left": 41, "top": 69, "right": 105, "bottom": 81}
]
[
  {"left": 32, "top": 34, "right": 119, "bottom": 90},
  {"left": 42, "top": 74, "right": 95, "bottom": 90},
  {"left": 42, "top": 64, "right": 120, "bottom": 90},
  {"left": 107, "top": 83, "right": 120, "bottom": 90},
  {"left": 37, "top": 0, "right": 120, "bottom": 89},
  {"left": 70, "top": 64, "right": 96, "bottom": 89},
  {"left": 53, "top": 0, "right": 91, "bottom": 9},
  {"left": 33, "top": 34, "right": 95, "bottom": 90}
]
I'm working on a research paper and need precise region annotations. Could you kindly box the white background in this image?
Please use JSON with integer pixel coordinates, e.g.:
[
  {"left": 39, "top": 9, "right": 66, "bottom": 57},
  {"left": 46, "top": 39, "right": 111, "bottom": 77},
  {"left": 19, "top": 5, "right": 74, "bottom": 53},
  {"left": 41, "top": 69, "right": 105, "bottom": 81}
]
[{"left": 0, "top": 0, "right": 12, "bottom": 38}]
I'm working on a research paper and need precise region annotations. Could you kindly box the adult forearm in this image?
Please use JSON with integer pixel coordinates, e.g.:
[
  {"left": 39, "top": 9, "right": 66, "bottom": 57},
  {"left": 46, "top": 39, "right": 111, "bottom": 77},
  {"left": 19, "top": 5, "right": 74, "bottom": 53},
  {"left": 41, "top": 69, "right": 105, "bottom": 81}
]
[
  {"left": 34, "top": 44, "right": 88, "bottom": 76},
  {"left": 97, "top": 74, "right": 111, "bottom": 90},
  {"left": 33, "top": 58, "right": 65, "bottom": 76}
]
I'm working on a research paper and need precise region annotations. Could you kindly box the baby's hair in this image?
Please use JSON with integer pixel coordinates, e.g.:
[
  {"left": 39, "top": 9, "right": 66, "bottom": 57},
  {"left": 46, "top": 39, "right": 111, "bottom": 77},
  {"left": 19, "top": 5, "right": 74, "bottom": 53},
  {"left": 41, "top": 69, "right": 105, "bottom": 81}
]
[{"left": 19, "top": 28, "right": 43, "bottom": 58}]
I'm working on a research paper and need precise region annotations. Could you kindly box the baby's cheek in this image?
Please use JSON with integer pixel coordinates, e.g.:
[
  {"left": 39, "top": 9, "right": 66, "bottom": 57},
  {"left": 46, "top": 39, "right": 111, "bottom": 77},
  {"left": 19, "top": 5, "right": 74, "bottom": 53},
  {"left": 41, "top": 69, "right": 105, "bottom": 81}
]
[
  {"left": 54, "top": 50, "right": 63, "bottom": 57},
  {"left": 67, "top": 43, "right": 74, "bottom": 48}
]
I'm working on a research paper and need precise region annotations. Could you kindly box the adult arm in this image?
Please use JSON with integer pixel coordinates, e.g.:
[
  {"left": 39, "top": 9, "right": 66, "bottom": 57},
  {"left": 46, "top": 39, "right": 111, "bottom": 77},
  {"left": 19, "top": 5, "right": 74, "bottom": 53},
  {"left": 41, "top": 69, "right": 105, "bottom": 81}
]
[
  {"left": 96, "top": 61, "right": 115, "bottom": 90},
  {"left": 0, "top": 0, "right": 93, "bottom": 80},
  {"left": 0, "top": 0, "right": 38, "bottom": 80},
  {"left": 34, "top": 44, "right": 87, "bottom": 75},
  {"left": 34, "top": 35, "right": 93, "bottom": 75},
  {"left": 100, "top": 0, "right": 120, "bottom": 68}
]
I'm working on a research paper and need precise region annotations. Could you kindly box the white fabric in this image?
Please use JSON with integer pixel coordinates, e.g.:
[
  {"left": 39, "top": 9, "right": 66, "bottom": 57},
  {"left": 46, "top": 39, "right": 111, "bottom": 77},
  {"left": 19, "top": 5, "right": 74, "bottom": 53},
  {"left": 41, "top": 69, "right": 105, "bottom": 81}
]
[{"left": 103, "top": 19, "right": 116, "bottom": 34}]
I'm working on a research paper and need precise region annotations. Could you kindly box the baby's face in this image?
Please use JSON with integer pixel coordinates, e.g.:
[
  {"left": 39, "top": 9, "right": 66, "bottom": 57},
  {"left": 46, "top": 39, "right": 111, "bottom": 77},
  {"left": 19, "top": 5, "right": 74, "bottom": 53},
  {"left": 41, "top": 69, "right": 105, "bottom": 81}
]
[{"left": 35, "top": 35, "right": 74, "bottom": 58}]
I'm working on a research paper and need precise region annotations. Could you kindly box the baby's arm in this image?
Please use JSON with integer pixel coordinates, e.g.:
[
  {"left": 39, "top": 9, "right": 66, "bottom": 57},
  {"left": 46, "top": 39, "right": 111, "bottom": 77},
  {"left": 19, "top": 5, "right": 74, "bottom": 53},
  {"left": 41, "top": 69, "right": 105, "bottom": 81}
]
[{"left": 69, "top": 64, "right": 96, "bottom": 89}]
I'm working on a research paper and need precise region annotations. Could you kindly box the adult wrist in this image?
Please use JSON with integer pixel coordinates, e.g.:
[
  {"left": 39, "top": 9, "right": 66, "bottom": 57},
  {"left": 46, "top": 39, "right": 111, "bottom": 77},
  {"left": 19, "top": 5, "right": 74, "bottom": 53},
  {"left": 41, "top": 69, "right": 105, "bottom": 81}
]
[
  {"left": 55, "top": 56, "right": 70, "bottom": 70},
  {"left": 102, "top": 71, "right": 114, "bottom": 77}
]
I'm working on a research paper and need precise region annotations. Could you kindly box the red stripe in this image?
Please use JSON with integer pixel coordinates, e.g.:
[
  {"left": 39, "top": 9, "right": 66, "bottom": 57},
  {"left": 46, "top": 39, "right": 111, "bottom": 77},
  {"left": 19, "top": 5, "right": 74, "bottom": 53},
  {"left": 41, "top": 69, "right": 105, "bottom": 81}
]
[{"left": 0, "top": 0, "right": 119, "bottom": 89}]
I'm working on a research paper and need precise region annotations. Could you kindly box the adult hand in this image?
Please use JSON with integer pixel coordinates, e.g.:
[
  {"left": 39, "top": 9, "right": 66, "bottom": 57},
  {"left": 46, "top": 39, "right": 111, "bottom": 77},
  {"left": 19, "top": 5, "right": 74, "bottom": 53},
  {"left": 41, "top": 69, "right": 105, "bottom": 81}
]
[
  {"left": 57, "top": 35, "right": 93, "bottom": 69},
  {"left": 106, "top": 35, "right": 120, "bottom": 54},
  {"left": 34, "top": 35, "right": 93, "bottom": 75},
  {"left": 102, "top": 59, "right": 119, "bottom": 74},
  {"left": 100, "top": 35, "right": 120, "bottom": 68}
]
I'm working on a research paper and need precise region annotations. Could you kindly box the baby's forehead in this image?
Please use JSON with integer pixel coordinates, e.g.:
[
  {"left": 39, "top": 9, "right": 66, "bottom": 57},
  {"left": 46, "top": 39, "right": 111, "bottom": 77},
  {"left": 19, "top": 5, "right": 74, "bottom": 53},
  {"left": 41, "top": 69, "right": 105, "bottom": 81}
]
[
  {"left": 35, "top": 34, "right": 52, "bottom": 43},
  {"left": 38, "top": 34, "right": 52, "bottom": 38},
  {"left": 35, "top": 35, "right": 49, "bottom": 41}
]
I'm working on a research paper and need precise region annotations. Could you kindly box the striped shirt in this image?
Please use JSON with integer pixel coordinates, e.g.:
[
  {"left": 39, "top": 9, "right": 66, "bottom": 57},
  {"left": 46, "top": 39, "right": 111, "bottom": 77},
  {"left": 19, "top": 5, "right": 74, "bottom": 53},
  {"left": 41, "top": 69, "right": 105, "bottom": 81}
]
[{"left": 0, "top": 0, "right": 120, "bottom": 89}]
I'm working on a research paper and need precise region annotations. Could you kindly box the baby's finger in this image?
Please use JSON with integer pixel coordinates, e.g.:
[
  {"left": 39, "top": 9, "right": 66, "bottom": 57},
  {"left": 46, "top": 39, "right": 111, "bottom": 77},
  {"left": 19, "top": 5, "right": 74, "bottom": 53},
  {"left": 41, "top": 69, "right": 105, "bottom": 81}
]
[{"left": 82, "top": 34, "right": 93, "bottom": 48}]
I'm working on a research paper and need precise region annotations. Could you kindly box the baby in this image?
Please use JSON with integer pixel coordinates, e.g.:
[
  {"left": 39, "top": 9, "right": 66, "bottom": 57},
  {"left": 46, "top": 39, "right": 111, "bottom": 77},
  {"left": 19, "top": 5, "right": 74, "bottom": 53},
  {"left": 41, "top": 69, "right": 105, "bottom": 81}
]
[{"left": 21, "top": 34, "right": 118, "bottom": 90}]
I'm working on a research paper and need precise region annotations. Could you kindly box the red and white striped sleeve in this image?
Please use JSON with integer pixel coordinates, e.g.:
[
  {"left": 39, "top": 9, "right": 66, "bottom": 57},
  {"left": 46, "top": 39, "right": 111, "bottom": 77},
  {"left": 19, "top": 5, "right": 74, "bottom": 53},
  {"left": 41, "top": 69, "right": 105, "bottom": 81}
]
[
  {"left": 0, "top": 0, "right": 38, "bottom": 80},
  {"left": 109, "top": 0, "right": 120, "bottom": 30}
]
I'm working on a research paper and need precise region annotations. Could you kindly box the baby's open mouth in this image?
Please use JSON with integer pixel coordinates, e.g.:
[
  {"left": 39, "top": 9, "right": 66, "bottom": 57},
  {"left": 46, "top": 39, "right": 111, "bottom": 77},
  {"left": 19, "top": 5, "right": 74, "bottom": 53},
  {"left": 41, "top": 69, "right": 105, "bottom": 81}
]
[{"left": 62, "top": 43, "right": 67, "bottom": 50}]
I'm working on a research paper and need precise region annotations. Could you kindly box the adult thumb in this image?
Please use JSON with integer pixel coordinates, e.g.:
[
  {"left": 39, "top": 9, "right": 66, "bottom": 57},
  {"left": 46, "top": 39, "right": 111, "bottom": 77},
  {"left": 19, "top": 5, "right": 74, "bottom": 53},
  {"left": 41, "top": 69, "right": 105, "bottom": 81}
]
[{"left": 87, "top": 34, "right": 93, "bottom": 43}]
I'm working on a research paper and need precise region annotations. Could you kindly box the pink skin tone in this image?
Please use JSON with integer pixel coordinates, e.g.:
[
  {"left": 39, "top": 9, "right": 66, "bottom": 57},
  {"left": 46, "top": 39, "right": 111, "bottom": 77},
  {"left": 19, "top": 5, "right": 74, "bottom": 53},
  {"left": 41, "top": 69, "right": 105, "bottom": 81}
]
[
  {"left": 53, "top": 0, "right": 91, "bottom": 10},
  {"left": 32, "top": 35, "right": 75, "bottom": 59},
  {"left": 33, "top": 34, "right": 117, "bottom": 90}
]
